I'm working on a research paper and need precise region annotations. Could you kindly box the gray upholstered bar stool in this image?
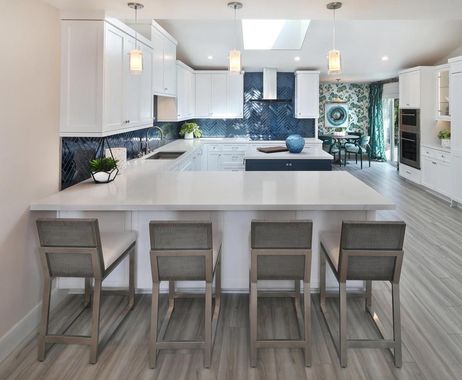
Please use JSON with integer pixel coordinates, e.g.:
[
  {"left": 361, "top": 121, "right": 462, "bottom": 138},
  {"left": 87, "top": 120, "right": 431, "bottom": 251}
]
[
  {"left": 36, "top": 218, "right": 136, "bottom": 364},
  {"left": 319, "top": 221, "right": 406, "bottom": 368},
  {"left": 250, "top": 220, "right": 313, "bottom": 367},
  {"left": 149, "top": 221, "right": 222, "bottom": 369}
]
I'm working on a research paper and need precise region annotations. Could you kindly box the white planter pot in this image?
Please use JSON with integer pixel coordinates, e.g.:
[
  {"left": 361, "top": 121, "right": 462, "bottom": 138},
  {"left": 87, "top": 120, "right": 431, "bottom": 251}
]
[
  {"left": 92, "top": 169, "right": 118, "bottom": 183},
  {"left": 441, "top": 139, "right": 451, "bottom": 149},
  {"left": 184, "top": 132, "right": 194, "bottom": 140}
]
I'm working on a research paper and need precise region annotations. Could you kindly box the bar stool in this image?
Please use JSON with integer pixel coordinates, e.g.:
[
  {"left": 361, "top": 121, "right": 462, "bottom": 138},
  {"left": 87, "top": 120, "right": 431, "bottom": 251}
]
[
  {"left": 250, "top": 220, "right": 313, "bottom": 367},
  {"left": 36, "top": 218, "right": 136, "bottom": 364},
  {"left": 149, "top": 221, "right": 222, "bottom": 369},
  {"left": 319, "top": 221, "right": 406, "bottom": 368}
]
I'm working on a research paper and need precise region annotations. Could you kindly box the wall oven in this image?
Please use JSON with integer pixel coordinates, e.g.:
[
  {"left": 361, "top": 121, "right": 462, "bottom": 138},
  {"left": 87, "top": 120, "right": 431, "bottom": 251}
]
[{"left": 399, "top": 109, "right": 420, "bottom": 169}]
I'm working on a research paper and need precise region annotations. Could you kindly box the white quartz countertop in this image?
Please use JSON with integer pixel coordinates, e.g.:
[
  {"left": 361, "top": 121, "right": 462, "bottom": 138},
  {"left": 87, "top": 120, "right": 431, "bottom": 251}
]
[
  {"left": 30, "top": 138, "right": 393, "bottom": 212},
  {"left": 244, "top": 146, "right": 333, "bottom": 160}
]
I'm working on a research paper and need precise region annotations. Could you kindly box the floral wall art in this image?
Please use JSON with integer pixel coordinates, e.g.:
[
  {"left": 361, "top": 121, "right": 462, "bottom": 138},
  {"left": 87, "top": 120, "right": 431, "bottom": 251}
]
[{"left": 318, "top": 82, "right": 370, "bottom": 135}]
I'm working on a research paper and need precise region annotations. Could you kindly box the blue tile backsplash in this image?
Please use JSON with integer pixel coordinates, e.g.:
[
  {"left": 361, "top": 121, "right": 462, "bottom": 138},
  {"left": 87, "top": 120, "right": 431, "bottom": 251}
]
[
  {"left": 61, "top": 72, "right": 315, "bottom": 189},
  {"left": 192, "top": 72, "right": 315, "bottom": 140}
]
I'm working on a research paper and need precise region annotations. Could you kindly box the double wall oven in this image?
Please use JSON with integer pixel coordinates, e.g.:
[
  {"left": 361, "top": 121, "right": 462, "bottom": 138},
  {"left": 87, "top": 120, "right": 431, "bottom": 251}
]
[{"left": 399, "top": 109, "right": 420, "bottom": 169}]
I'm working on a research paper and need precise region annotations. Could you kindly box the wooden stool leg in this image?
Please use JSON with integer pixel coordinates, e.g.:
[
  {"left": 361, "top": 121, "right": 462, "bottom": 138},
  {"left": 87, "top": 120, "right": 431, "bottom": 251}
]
[
  {"left": 89, "top": 279, "right": 102, "bottom": 364},
  {"left": 37, "top": 277, "right": 52, "bottom": 361},
  {"left": 392, "top": 283, "right": 402, "bottom": 368},
  {"left": 128, "top": 249, "right": 135, "bottom": 310},
  {"left": 204, "top": 282, "right": 212, "bottom": 368},
  {"left": 249, "top": 280, "right": 258, "bottom": 367},
  {"left": 84, "top": 278, "right": 92, "bottom": 308},
  {"left": 320, "top": 252, "right": 327, "bottom": 313},
  {"left": 339, "top": 282, "right": 348, "bottom": 368},
  {"left": 212, "top": 257, "right": 222, "bottom": 343},
  {"left": 303, "top": 281, "right": 311, "bottom": 367},
  {"left": 365, "top": 280, "right": 372, "bottom": 313},
  {"left": 149, "top": 281, "right": 160, "bottom": 369},
  {"left": 168, "top": 280, "right": 175, "bottom": 310}
]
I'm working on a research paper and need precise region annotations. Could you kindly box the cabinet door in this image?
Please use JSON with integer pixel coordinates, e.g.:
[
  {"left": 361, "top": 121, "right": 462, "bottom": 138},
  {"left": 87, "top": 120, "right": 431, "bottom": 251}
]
[
  {"left": 195, "top": 74, "right": 212, "bottom": 118},
  {"left": 103, "top": 23, "right": 125, "bottom": 132},
  {"left": 151, "top": 28, "right": 164, "bottom": 95},
  {"left": 163, "top": 38, "right": 177, "bottom": 96},
  {"left": 139, "top": 43, "right": 153, "bottom": 124},
  {"left": 228, "top": 73, "right": 244, "bottom": 118},
  {"left": 211, "top": 73, "right": 228, "bottom": 117},
  {"left": 295, "top": 73, "right": 320, "bottom": 118},
  {"left": 207, "top": 152, "right": 223, "bottom": 170},
  {"left": 188, "top": 71, "right": 196, "bottom": 118},
  {"left": 451, "top": 72, "right": 462, "bottom": 202},
  {"left": 422, "top": 156, "right": 438, "bottom": 191},
  {"left": 438, "top": 161, "right": 452, "bottom": 196},
  {"left": 176, "top": 65, "right": 186, "bottom": 119},
  {"left": 123, "top": 35, "right": 141, "bottom": 127},
  {"left": 400, "top": 71, "right": 420, "bottom": 108}
]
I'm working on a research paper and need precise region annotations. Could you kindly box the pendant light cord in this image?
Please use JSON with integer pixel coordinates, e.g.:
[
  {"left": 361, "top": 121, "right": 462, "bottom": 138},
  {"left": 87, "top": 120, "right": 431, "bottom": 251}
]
[
  {"left": 234, "top": 5, "right": 237, "bottom": 49},
  {"left": 135, "top": 6, "right": 138, "bottom": 50},
  {"left": 332, "top": 7, "right": 336, "bottom": 50}
]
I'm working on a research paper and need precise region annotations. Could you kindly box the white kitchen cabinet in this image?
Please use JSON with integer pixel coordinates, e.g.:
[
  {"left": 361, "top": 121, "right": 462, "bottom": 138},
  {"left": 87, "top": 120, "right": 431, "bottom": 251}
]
[
  {"left": 422, "top": 150, "right": 452, "bottom": 197},
  {"left": 399, "top": 162, "right": 421, "bottom": 184},
  {"left": 60, "top": 18, "right": 154, "bottom": 137},
  {"left": 294, "top": 71, "right": 320, "bottom": 118},
  {"left": 129, "top": 21, "right": 178, "bottom": 97},
  {"left": 449, "top": 61, "right": 462, "bottom": 203},
  {"left": 399, "top": 69, "right": 421, "bottom": 109},
  {"left": 157, "top": 61, "right": 195, "bottom": 121},
  {"left": 195, "top": 71, "right": 244, "bottom": 119}
]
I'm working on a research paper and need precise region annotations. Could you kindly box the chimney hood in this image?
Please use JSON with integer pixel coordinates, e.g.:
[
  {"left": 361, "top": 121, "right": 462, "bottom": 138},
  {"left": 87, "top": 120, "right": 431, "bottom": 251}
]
[{"left": 250, "top": 68, "right": 292, "bottom": 103}]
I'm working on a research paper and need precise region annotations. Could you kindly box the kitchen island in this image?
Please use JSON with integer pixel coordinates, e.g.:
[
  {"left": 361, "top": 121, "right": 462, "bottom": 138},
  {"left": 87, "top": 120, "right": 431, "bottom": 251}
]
[{"left": 31, "top": 139, "right": 393, "bottom": 293}]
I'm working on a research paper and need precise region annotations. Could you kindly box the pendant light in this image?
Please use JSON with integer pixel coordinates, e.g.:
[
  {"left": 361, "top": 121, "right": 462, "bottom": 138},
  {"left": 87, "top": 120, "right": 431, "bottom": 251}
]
[
  {"left": 128, "top": 2, "right": 144, "bottom": 74},
  {"left": 327, "top": 2, "right": 342, "bottom": 75},
  {"left": 228, "top": 2, "right": 243, "bottom": 73}
]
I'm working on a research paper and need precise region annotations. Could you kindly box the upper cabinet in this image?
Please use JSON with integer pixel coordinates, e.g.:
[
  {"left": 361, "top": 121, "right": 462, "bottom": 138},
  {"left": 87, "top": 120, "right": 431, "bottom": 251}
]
[
  {"left": 60, "top": 18, "right": 153, "bottom": 137},
  {"left": 294, "top": 71, "right": 320, "bottom": 119},
  {"left": 435, "top": 65, "right": 450, "bottom": 121},
  {"left": 195, "top": 72, "right": 244, "bottom": 119},
  {"left": 157, "top": 61, "right": 195, "bottom": 122},
  {"left": 130, "top": 21, "right": 178, "bottom": 97},
  {"left": 399, "top": 69, "right": 421, "bottom": 109}
]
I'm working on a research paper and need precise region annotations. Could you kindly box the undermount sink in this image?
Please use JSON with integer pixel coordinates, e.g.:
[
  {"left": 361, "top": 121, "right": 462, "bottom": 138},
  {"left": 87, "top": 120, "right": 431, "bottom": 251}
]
[{"left": 146, "top": 151, "right": 186, "bottom": 160}]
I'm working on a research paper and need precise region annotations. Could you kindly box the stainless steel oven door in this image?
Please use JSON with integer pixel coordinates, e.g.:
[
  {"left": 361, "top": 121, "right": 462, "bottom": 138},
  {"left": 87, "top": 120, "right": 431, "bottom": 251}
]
[{"left": 400, "top": 131, "right": 420, "bottom": 169}]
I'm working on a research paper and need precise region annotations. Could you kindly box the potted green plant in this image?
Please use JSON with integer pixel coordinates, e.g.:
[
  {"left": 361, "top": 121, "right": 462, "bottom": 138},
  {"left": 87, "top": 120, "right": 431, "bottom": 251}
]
[
  {"left": 438, "top": 129, "right": 451, "bottom": 148},
  {"left": 179, "top": 122, "right": 202, "bottom": 140},
  {"left": 89, "top": 157, "right": 119, "bottom": 183}
]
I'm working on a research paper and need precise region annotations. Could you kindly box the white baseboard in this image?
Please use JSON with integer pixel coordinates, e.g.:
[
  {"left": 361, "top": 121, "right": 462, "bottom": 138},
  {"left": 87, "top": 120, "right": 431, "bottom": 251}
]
[{"left": 0, "top": 289, "right": 66, "bottom": 365}]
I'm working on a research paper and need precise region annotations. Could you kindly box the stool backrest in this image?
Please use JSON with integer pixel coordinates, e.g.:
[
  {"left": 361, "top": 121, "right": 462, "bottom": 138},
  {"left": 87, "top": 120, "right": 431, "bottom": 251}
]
[
  {"left": 251, "top": 220, "right": 313, "bottom": 281},
  {"left": 339, "top": 221, "right": 406, "bottom": 282},
  {"left": 36, "top": 218, "right": 104, "bottom": 278},
  {"left": 149, "top": 221, "right": 213, "bottom": 282}
]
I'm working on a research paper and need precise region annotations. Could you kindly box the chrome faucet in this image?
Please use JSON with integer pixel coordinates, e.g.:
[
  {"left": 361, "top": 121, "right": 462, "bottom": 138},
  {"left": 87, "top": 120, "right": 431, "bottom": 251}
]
[{"left": 141, "top": 126, "right": 164, "bottom": 156}]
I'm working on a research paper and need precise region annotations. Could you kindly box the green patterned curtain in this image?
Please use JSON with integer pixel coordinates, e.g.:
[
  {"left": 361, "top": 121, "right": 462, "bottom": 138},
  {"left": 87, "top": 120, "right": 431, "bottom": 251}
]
[{"left": 368, "top": 83, "right": 386, "bottom": 161}]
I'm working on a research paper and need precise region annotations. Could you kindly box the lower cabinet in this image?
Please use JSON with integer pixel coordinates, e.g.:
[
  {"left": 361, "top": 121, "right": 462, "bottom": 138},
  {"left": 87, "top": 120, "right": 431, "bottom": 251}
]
[
  {"left": 421, "top": 147, "right": 452, "bottom": 197},
  {"left": 245, "top": 159, "right": 332, "bottom": 171}
]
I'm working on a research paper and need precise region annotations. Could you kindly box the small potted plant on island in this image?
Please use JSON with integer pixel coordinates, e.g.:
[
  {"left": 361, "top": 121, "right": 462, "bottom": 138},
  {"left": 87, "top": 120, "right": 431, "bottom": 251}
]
[
  {"left": 179, "top": 122, "right": 202, "bottom": 140},
  {"left": 90, "top": 157, "right": 119, "bottom": 183},
  {"left": 438, "top": 129, "right": 451, "bottom": 149}
]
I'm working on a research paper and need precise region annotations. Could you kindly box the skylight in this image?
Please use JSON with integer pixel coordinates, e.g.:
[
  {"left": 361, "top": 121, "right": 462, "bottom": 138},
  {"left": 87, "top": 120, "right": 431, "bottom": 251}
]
[{"left": 241, "top": 19, "right": 310, "bottom": 50}]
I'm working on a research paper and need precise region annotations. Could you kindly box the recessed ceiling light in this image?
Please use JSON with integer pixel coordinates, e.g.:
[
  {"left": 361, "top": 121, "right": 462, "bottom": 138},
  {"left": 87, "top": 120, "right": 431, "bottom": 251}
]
[
  {"left": 294, "top": 56, "right": 301, "bottom": 61},
  {"left": 382, "top": 56, "right": 389, "bottom": 61},
  {"left": 207, "top": 55, "right": 214, "bottom": 60}
]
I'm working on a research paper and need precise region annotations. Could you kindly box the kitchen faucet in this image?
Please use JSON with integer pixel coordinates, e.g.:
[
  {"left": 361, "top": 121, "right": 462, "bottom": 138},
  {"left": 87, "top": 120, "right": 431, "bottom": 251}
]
[{"left": 141, "top": 126, "right": 164, "bottom": 156}]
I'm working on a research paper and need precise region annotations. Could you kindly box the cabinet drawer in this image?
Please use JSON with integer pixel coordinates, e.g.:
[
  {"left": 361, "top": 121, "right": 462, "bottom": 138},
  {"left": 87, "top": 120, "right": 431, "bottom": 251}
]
[
  {"left": 206, "top": 144, "right": 222, "bottom": 152},
  {"left": 221, "top": 153, "right": 245, "bottom": 164},
  {"left": 422, "top": 147, "right": 451, "bottom": 163},
  {"left": 399, "top": 163, "right": 421, "bottom": 184},
  {"left": 222, "top": 144, "right": 247, "bottom": 152}
]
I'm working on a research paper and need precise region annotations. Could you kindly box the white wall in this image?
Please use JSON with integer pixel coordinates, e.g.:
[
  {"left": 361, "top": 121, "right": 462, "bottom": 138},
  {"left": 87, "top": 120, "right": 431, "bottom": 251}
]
[{"left": 0, "top": 0, "right": 60, "bottom": 361}]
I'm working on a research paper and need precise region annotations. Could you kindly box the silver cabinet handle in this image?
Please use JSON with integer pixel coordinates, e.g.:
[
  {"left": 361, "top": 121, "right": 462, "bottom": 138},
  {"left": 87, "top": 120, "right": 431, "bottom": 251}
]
[{"left": 432, "top": 161, "right": 437, "bottom": 165}]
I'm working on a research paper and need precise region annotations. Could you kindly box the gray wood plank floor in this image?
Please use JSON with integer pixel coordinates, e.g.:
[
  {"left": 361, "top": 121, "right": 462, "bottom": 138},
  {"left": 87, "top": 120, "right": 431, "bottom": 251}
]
[{"left": 2, "top": 162, "right": 462, "bottom": 380}]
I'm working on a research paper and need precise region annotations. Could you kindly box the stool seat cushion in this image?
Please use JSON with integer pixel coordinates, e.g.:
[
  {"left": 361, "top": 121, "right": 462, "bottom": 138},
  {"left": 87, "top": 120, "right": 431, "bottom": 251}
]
[
  {"left": 320, "top": 232, "right": 341, "bottom": 272},
  {"left": 101, "top": 231, "right": 137, "bottom": 269}
]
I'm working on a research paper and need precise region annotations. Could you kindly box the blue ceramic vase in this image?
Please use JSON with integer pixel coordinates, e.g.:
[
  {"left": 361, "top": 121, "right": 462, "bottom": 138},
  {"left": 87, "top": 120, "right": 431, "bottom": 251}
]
[{"left": 285, "top": 134, "right": 305, "bottom": 153}]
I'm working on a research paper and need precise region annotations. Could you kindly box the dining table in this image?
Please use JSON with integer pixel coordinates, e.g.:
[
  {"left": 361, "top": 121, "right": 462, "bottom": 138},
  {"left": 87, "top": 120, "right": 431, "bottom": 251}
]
[{"left": 319, "top": 134, "right": 361, "bottom": 165}]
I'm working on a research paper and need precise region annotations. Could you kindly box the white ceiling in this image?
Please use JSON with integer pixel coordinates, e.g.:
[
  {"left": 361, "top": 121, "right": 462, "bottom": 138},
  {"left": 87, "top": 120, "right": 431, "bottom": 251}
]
[
  {"left": 43, "top": 0, "right": 462, "bottom": 82},
  {"left": 45, "top": 0, "right": 462, "bottom": 20},
  {"left": 158, "top": 20, "right": 462, "bottom": 82}
]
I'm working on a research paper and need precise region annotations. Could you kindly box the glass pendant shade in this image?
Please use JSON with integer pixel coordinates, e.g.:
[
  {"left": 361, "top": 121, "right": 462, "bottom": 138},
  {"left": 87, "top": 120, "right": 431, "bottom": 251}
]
[
  {"left": 129, "top": 49, "right": 143, "bottom": 73},
  {"left": 328, "top": 49, "right": 341, "bottom": 74},
  {"left": 229, "top": 49, "right": 241, "bottom": 73}
]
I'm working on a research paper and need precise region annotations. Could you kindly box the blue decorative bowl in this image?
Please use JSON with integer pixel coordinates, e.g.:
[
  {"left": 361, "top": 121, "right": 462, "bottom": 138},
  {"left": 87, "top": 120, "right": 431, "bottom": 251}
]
[{"left": 285, "top": 134, "right": 305, "bottom": 153}]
